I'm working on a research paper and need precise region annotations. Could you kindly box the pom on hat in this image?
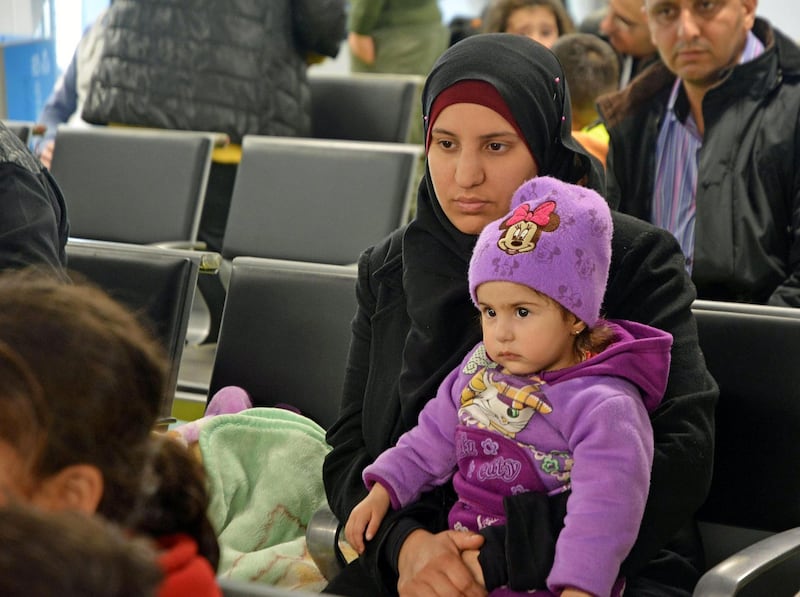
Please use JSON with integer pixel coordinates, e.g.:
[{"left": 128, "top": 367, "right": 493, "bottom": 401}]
[{"left": 468, "top": 176, "right": 612, "bottom": 326}]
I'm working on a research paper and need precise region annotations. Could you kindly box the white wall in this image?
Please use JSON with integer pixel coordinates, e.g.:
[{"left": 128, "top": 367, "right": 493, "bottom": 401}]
[
  {"left": 0, "top": 0, "right": 44, "bottom": 36},
  {"left": 758, "top": 0, "right": 800, "bottom": 41}
]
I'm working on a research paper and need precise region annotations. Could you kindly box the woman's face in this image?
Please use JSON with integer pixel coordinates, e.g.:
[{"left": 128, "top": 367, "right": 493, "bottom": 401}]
[
  {"left": 428, "top": 102, "right": 539, "bottom": 235},
  {"left": 506, "top": 6, "right": 560, "bottom": 48}
]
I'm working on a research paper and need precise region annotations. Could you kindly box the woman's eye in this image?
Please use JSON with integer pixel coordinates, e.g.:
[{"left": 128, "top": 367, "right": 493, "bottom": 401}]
[
  {"left": 488, "top": 142, "right": 505, "bottom": 151},
  {"left": 438, "top": 139, "right": 454, "bottom": 149}
]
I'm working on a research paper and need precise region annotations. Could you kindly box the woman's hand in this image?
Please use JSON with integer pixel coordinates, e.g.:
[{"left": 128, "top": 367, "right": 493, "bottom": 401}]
[
  {"left": 460, "top": 549, "right": 485, "bottom": 586},
  {"left": 348, "top": 32, "right": 376, "bottom": 64},
  {"left": 397, "top": 529, "right": 487, "bottom": 597}
]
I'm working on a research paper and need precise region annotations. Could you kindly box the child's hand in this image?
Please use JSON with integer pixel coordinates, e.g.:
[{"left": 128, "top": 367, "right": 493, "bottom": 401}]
[
  {"left": 560, "top": 588, "right": 592, "bottom": 597},
  {"left": 344, "top": 483, "right": 391, "bottom": 554},
  {"left": 460, "top": 548, "right": 486, "bottom": 587}
]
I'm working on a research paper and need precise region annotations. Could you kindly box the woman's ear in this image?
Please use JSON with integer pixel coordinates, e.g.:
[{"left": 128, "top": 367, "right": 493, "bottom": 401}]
[{"left": 31, "top": 464, "right": 103, "bottom": 514}]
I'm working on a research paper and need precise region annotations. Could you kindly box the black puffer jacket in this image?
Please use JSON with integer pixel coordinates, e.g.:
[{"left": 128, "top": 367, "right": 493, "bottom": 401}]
[
  {"left": 82, "top": 0, "right": 345, "bottom": 142},
  {"left": 599, "top": 19, "right": 800, "bottom": 307}
]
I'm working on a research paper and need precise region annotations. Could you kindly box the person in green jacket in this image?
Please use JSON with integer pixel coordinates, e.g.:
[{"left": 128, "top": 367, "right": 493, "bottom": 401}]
[
  {"left": 348, "top": 0, "right": 450, "bottom": 76},
  {"left": 348, "top": 0, "right": 450, "bottom": 147}
]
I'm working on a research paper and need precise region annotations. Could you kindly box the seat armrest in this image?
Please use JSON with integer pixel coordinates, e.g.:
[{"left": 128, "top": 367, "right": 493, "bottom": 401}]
[
  {"left": 306, "top": 504, "right": 347, "bottom": 581},
  {"left": 154, "top": 240, "right": 207, "bottom": 251},
  {"left": 693, "top": 527, "right": 800, "bottom": 596},
  {"left": 150, "top": 241, "right": 222, "bottom": 274}
]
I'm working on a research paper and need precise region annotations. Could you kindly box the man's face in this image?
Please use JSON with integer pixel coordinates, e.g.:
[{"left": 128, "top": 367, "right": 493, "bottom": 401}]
[
  {"left": 644, "top": 0, "right": 757, "bottom": 88},
  {"left": 600, "top": 0, "right": 656, "bottom": 58}
]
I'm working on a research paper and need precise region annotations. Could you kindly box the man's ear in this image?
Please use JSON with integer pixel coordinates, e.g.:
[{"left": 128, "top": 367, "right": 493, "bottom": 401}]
[{"left": 31, "top": 464, "right": 103, "bottom": 514}]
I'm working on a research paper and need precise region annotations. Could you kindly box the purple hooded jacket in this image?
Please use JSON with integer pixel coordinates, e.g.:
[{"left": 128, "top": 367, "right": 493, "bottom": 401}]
[{"left": 362, "top": 319, "right": 672, "bottom": 596}]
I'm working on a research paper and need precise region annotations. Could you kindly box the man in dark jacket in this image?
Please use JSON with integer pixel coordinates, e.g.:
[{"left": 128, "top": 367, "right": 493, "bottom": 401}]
[
  {"left": 0, "top": 121, "right": 68, "bottom": 275},
  {"left": 599, "top": 0, "right": 800, "bottom": 307}
]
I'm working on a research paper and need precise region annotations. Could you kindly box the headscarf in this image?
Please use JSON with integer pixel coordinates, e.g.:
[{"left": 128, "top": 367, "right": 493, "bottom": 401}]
[{"left": 398, "top": 34, "right": 605, "bottom": 427}]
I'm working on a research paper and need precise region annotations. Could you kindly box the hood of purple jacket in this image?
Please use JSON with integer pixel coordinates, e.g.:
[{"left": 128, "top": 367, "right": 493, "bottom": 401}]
[{"left": 541, "top": 319, "right": 672, "bottom": 413}]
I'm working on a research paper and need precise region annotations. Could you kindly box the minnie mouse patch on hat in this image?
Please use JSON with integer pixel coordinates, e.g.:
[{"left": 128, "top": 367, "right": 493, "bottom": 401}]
[{"left": 468, "top": 176, "right": 612, "bottom": 326}]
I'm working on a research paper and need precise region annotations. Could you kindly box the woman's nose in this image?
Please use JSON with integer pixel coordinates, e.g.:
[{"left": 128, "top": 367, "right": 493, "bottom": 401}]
[{"left": 454, "top": 150, "right": 485, "bottom": 188}]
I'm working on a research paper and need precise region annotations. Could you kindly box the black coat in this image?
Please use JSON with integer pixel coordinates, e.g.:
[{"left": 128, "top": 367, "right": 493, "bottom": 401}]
[
  {"left": 600, "top": 19, "right": 800, "bottom": 307},
  {"left": 82, "top": 0, "right": 346, "bottom": 142},
  {"left": 324, "top": 210, "right": 717, "bottom": 594},
  {"left": 0, "top": 123, "right": 68, "bottom": 275}
]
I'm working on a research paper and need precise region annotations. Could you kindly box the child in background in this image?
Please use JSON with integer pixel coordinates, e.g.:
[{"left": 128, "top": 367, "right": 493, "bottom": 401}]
[
  {"left": 345, "top": 177, "right": 672, "bottom": 597},
  {"left": 482, "top": 0, "right": 575, "bottom": 48},
  {"left": 551, "top": 33, "right": 620, "bottom": 166},
  {"left": 0, "top": 271, "right": 220, "bottom": 597}
]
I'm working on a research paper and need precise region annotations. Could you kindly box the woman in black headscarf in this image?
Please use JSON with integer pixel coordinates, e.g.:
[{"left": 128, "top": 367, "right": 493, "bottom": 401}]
[{"left": 323, "top": 33, "right": 715, "bottom": 597}]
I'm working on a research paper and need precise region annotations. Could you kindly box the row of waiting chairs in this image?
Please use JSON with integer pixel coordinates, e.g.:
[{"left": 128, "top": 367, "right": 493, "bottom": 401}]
[
  {"left": 65, "top": 239, "right": 221, "bottom": 417},
  {"left": 49, "top": 127, "right": 421, "bottom": 266},
  {"left": 65, "top": 241, "right": 354, "bottom": 428}
]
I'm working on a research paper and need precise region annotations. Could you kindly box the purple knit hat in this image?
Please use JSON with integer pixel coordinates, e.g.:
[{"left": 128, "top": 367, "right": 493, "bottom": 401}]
[{"left": 468, "top": 176, "right": 612, "bottom": 326}]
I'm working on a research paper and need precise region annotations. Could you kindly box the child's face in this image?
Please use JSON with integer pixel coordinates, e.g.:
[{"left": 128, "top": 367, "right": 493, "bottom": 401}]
[
  {"left": 477, "top": 281, "right": 583, "bottom": 375},
  {"left": 505, "top": 6, "right": 560, "bottom": 49}
]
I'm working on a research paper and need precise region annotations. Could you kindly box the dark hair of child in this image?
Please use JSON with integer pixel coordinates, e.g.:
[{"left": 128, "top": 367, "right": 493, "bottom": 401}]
[
  {"left": 0, "top": 270, "right": 219, "bottom": 568},
  {"left": 551, "top": 33, "right": 620, "bottom": 120}
]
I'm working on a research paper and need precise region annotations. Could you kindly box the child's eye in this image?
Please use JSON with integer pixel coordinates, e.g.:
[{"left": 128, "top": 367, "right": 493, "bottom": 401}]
[
  {"left": 484, "top": 308, "right": 496, "bottom": 318},
  {"left": 516, "top": 307, "right": 529, "bottom": 317}
]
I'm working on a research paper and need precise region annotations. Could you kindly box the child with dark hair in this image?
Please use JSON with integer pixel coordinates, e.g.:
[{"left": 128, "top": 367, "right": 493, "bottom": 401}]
[
  {"left": 0, "top": 270, "right": 220, "bottom": 596},
  {"left": 0, "top": 505, "right": 163, "bottom": 597},
  {"left": 551, "top": 33, "right": 620, "bottom": 165}
]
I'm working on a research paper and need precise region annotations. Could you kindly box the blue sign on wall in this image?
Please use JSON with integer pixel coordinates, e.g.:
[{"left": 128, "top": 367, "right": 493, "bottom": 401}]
[{"left": 0, "top": 37, "right": 56, "bottom": 121}]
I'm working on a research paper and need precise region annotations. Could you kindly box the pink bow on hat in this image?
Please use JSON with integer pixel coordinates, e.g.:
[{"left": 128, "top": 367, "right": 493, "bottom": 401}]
[{"left": 505, "top": 201, "right": 556, "bottom": 227}]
